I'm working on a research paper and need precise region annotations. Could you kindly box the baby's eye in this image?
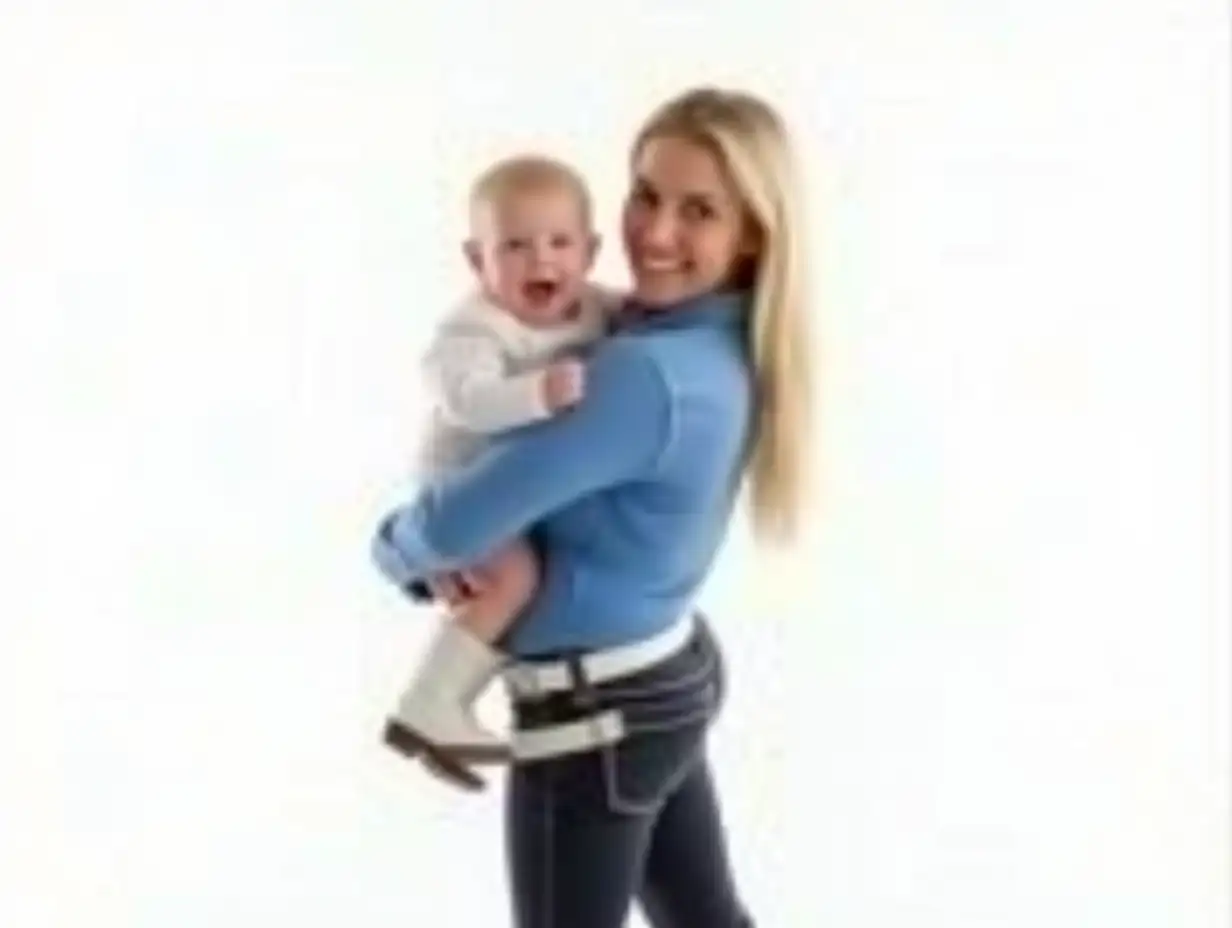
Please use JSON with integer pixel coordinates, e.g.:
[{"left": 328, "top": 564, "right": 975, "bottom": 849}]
[
  {"left": 551, "top": 234, "right": 575, "bottom": 249},
  {"left": 502, "top": 238, "right": 529, "bottom": 251}
]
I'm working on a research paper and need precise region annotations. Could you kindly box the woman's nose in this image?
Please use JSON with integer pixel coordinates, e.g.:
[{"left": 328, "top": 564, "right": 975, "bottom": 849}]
[{"left": 639, "top": 210, "right": 677, "bottom": 251}]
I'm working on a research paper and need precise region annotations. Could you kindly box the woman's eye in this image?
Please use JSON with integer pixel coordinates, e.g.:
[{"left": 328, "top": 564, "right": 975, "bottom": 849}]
[{"left": 682, "top": 201, "right": 714, "bottom": 221}]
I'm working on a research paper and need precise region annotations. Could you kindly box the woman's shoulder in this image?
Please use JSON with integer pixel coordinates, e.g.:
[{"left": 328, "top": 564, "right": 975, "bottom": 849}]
[{"left": 588, "top": 332, "right": 671, "bottom": 400}]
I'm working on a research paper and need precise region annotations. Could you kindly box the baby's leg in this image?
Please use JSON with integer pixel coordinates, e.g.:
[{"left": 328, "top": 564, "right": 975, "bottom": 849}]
[
  {"left": 383, "top": 539, "right": 540, "bottom": 777},
  {"left": 450, "top": 537, "right": 540, "bottom": 645}
]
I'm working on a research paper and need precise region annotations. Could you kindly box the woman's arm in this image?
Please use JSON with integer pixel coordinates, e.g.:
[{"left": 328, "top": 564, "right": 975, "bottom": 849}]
[{"left": 371, "top": 339, "right": 670, "bottom": 589}]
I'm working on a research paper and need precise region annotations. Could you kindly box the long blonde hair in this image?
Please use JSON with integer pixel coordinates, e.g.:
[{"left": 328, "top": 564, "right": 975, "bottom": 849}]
[{"left": 631, "top": 87, "right": 814, "bottom": 547}]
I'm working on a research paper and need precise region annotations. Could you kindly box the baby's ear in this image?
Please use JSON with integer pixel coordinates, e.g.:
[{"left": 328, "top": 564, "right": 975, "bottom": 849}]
[
  {"left": 462, "top": 239, "right": 483, "bottom": 274},
  {"left": 587, "top": 232, "right": 602, "bottom": 266}
]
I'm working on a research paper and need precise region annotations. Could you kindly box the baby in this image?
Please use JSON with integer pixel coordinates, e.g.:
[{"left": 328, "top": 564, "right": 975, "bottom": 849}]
[{"left": 382, "top": 154, "right": 616, "bottom": 776}]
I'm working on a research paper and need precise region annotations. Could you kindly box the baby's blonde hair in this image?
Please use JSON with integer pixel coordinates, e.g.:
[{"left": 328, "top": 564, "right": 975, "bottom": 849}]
[
  {"left": 631, "top": 87, "right": 815, "bottom": 547},
  {"left": 468, "top": 154, "right": 594, "bottom": 231}
]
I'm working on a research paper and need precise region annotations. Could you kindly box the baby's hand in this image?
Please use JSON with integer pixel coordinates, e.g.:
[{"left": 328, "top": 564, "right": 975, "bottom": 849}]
[{"left": 541, "top": 358, "right": 585, "bottom": 411}]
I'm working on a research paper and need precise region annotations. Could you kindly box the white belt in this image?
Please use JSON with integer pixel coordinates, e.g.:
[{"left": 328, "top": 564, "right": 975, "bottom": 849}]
[
  {"left": 503, "top": 612, "right": 697, "bottom": 761},
  {"left": 510, "top": 710, "right": 626, "bottom": 761},
  {"left": 502, "top": 612, "right": 696, "bottom": 700}
]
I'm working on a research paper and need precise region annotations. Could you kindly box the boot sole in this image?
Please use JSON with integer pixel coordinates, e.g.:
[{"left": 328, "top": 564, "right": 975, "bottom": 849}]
[{"left": 382, "top": 719, "right": 511, "bottom": 792}]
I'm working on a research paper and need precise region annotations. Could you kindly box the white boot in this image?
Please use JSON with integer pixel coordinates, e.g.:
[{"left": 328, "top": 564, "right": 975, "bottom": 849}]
[{"left": 384, "top": 619, "right": 509, "bottom": 760}]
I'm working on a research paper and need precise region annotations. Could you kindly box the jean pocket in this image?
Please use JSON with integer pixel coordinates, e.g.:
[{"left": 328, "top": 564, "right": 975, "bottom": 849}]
[{"left": 599, "top": 711, "right": 712, "bottom": 816}]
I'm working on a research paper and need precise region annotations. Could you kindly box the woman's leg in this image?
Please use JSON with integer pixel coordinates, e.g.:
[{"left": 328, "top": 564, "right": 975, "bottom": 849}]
[
  {"left": 503, "top": 612, "right": 734, "bottom": 924},
  {"left": 637, "top": 753, "right": 754, "bottom": 927},
  {"left": 505, "top": 759, "right": 656, "bottom": 928}
]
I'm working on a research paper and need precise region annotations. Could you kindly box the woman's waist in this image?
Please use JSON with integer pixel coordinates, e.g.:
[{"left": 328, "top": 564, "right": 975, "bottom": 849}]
[
  {"left": 505, "top": 611, "right": 722, "bottom": 731},
  {"left": 514, "top": 541, "right": 709, "bottom": 652},
  {"left": 505, "top": 586, "right": 697, "bottom": 657},
  {"left": 506, "top": 609, "right": 697, "bottom": 683}
]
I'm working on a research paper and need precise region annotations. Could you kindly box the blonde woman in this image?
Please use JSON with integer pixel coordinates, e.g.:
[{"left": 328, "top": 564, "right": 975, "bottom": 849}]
[{"left": 372, "top": 85, "right": 812, "bottom": 927}]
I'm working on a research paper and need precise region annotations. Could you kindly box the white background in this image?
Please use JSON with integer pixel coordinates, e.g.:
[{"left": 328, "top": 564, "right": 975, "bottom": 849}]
[{"left": 1, "top": 1, "right": 1228, "bottom": 926}]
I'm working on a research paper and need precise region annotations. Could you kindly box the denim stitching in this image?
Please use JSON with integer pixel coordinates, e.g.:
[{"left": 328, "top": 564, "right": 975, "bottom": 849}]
[
  {"left": 622, "top": 703, "right": 716, "bottom": 735},
  {"left": 599, "top": 686, "right": 719, "bottom": 816},
  {"left": 593, "top": 624, "right": 720, "bottom": 816},
  {"left": 514, "top": 620, "right": 721, "bottom": 825},
  {"left": 534, "top": 768, "right": 555, "bottom": 928},
  {"left": 601, "top": 739, "right": 666, "bottom": 816},
  {"left": 600, "top": 709, "right": 714, "bottom": 815},
  {"left": 618, "top": 685, "right": 715, "bottom": 728}
]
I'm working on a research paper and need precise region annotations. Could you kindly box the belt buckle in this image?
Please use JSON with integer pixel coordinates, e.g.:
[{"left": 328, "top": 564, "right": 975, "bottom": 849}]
[
  {"left": 568, "top": 665, "right": 622, "bottom": 748},
  {"left": 586, "top": 709, "right": 622, "bottom": 749},
  {"left": 508, "top": 664, "right": 546, "bottom": 700},
  {"left": 565, "top": 654, "right": 599, "bottom": 711}
]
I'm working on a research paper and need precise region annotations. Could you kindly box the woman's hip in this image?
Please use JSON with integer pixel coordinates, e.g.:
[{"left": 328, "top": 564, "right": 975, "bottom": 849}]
[
  {"left": 504, "top": 612, "right": 725, "bottom": 741},
  {"left": 502, "top": 612, "right": 727, "bottom": 815}
]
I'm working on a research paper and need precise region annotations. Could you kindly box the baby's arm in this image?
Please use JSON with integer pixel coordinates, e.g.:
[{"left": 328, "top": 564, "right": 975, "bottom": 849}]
[
  {"left": 409, "top": 323, "right": 578, "bottom": 607},
  {"left": 424, "top": 321, "right": 577, "bottom": 433}
]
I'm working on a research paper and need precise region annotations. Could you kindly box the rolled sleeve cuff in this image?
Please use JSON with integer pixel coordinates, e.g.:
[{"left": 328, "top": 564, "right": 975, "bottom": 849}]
[
  {"left": 404, "top": 579, "right": 434, "bottom": 602},
  {"left": 371, "top": 508, "right": 444, "bottom": 595}
]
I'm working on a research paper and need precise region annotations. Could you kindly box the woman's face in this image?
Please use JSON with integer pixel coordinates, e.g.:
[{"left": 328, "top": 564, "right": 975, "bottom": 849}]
[{"left": 621, "top": 134, "right": 759, "bottom": 306}]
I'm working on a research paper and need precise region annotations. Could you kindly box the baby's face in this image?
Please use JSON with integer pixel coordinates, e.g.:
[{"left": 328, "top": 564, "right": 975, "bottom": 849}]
[{"left": 467, "top": 188, "right": 597, "bottom": 327}]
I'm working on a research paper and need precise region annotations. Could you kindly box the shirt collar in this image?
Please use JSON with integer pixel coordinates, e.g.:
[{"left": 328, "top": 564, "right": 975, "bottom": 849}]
[{"left": 611, "top": 289, "right": 751, "bottom": 335}]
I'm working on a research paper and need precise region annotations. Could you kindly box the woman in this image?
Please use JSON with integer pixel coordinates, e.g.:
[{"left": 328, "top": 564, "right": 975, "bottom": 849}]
[{"left": 372, "top": 85, "right": 812, "bottom": 927}]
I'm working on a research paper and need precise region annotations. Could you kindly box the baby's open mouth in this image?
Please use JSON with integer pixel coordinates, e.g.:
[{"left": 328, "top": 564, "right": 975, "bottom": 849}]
[{"left": 524, "top": 280, "right": 559, "bottom": 303}]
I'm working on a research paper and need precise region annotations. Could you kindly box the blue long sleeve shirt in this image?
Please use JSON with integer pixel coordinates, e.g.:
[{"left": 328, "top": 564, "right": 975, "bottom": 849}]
[{"left": 371, "top": 289, "right": 753, "bottom": 656}]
